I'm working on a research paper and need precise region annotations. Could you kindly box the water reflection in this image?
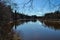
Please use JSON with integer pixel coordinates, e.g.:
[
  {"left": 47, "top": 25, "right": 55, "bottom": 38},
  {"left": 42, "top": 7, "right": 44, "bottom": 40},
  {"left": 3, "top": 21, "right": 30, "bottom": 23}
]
[
  {"left": 0, "top": 19, "right": 37, "bottom": 40},
  {"left": 14, "top": 20, "right": 60, "bottom": 40},
  {"left": 1, "top": 19, "right": 60, "bottom": 31},
  {"left": 14, "top": 19, "right": 37, "bottom": 26},
  {"left": 0, "top": 22, "right": 21, "bottom": 40},
  {"left": 0, "top": 19, "right": 60, "bottom": 40},
  {"left": 42, "top": 21, "right": 60, "bottom": 30}
]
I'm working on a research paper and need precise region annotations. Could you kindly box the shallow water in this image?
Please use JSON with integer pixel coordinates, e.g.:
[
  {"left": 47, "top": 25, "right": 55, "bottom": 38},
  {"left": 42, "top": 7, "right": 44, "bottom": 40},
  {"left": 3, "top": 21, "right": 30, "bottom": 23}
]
[{"left": 13, "top": 20, "right": 60, "bottom": 40}]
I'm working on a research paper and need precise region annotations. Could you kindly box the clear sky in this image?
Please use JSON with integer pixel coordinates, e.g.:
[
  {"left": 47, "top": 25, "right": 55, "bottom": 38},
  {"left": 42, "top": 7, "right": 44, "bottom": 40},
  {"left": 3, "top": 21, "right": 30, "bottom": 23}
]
[{"left": 12, "top": 0, "right": 60, "bottom": 16}]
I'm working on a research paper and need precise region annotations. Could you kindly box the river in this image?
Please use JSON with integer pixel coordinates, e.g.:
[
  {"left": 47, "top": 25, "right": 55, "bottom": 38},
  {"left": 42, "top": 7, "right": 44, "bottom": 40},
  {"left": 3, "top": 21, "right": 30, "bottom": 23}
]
[{"left": 13, "top": 20, "right": 60, "bottom": 40}]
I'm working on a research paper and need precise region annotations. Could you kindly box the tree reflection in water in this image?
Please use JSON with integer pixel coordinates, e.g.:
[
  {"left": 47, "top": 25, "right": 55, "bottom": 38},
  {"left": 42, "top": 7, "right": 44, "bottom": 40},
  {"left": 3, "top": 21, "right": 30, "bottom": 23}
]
[
  {"left": 0, "top": 19, "right": 60, "bottom": 40},
  {"left": 15, "top": 20, "right": 60, "bottom": 40},
  {"left": 40, "top": 20, "right": 60, "bottom": 30},
  {"left": 0, "top": 19, "right": 37, "bottom": 40},
  {"left": 0, "top": 21, "right": 21, "bottom": 40}
]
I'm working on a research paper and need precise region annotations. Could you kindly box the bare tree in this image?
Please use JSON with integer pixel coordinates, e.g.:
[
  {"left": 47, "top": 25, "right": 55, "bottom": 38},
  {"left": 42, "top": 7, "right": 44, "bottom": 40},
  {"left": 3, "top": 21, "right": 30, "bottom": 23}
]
[
  {"left": 48, "top": 0, "right": 60, "bottom": 11},
  {"left": 23, "top": 0, "right": 33, "bottom": 9},
  {"left": 0, "top": 0, "right": 60, "bottom": 12},
  {"left": 23, "top": 0, "right": 60, "bottom": 11}
]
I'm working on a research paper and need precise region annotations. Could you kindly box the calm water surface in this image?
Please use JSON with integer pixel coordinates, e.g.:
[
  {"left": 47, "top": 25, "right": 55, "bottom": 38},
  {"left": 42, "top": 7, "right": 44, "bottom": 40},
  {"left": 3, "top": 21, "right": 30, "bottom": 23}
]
[{"left": 13, "top": 20, "right": 60, "bottom": 40}]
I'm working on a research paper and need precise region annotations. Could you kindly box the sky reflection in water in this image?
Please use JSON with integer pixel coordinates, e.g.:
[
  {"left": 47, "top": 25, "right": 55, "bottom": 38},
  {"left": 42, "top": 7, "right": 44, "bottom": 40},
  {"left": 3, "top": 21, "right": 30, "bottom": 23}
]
[{"left": 13, "top": 20, "right": 60, "bottom": 40}]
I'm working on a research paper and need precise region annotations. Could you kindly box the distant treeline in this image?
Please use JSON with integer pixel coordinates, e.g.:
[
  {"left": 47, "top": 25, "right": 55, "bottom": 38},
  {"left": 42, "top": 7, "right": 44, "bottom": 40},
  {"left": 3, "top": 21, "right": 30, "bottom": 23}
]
[
  {"left": 0, "top": 2, "right": 60, "bottom": 26},
  {"left": 43, "top": 11, "right": 60, "bottom": 20},
  {"left": 0, "top": 2, "right": 37, "bottom": 26}
]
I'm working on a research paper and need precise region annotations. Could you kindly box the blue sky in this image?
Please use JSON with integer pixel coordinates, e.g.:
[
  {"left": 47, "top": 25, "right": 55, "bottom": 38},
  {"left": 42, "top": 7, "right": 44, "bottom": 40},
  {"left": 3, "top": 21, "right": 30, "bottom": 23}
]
[{"left": 12, "top": 0, "right": 60, "bottom": 16}]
